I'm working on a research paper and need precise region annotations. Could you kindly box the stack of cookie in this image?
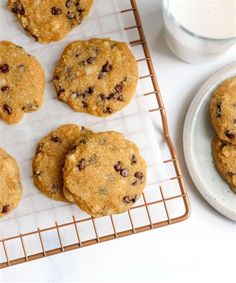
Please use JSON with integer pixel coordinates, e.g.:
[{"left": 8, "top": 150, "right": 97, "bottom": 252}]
[
  {"left": 0, "top": 1, "right": 146, "bottom": 218},
  {"left": 32, "top": 125, "right": 147, "bottom": 217},
  {"left": 209, "top": 77, "right": 236, "bottom": 193}
]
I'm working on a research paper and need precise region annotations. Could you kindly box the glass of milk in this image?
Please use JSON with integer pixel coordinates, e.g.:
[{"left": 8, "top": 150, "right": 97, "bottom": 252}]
[{"left": 162, "top": 0, "right": 236, "bottom": 64}]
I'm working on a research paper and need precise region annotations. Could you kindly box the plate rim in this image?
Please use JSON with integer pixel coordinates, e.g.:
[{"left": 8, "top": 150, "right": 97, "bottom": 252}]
[{"left": 183, "top": 62, "right": 236, "bottom": 222}]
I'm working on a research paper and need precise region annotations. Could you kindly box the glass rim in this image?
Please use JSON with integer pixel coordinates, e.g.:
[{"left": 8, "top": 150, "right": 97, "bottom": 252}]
[{"left": 162, "top": 0, "right": 236, "bottom": 42}]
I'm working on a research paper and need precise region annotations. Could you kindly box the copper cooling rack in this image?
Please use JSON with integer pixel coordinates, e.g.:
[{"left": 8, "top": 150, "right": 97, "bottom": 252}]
[{"left": 0, "top": 0, "right": 190, "bottom": 269}]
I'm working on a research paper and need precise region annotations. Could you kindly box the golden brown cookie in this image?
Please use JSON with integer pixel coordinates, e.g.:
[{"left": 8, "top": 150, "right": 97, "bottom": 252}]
[
  {"left": 0, "top": 148, "right": 23, "bottom": 218},
  {"left": 32, "top": 124, "right": 93, "bottom": 202},
  {"left": 0, "top": 41, "right": 45, "bottom": 124},
  {"left": 212, "top": 136, "right": 236, "bottom": 193},
  {"left": 209, "top": 77, "right": 236, "bottom": 144},
  {"left": 63, "top": 131, "right": 146, "bottom": 217},
  {"left": 8, "top": 0, "right": 94, "bottom": 43},
  {"left": 53, "top": 38, "right": 138, "bottom": 117}
]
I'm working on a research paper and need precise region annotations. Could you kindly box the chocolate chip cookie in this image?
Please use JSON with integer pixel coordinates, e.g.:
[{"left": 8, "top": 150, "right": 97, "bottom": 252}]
[
  {"left": 209, "top": 77, "right": 236, "bottom": 144},
  {"left": 53, "top": 39, "right": 138, "bottom": 117},
  {"left": 0, "top": 41, "right": 45, "bottom": 124},
  {"left": 0, "top": 148, "right": 23, "bottom": 218},
  {"left": 212, "top": 136, "right": 236, "bottom": 193},
  {"left": 32, "top": 124, "right": 93, "bottom": 202},
  {"left": 63, "top": 131, "right": 146, "bottom": 217},
  {"left": 8, "top": 0, "right": 94, "bottom": 43}
]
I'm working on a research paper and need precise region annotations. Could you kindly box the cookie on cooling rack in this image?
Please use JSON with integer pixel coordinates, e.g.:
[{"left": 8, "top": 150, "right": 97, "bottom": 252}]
[
  {"left": 53, "top": 38, "right": 138, "bottom": 117},
  {"left": 209, "top": 77, "right": 236, "bottom": 144},
  {"left": 8, "top": 0, "right": 94, "bottom": 43},
  {"left": 32, "top": 124, "right": 93, "bottom": 202},
  {"left": 212, "top": 136, "right": 236, "bottom": 193},
  {"left": 0, "top": 148, "right": 23, "bottom": 218},
  {"left": 63, "top": 131, "right": 146, "bottom": 217},
  {"left": 0, "top": 41, "right": 45, "bottom": 124}
]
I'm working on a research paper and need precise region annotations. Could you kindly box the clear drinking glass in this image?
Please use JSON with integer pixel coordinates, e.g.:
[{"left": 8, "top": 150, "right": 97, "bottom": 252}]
[{"left": 162, "top": 0, "right": 236, "bottom": 64}]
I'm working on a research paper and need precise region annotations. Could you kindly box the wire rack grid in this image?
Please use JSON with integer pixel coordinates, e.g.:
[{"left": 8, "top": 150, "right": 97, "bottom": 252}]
[{"left": 0, "top": 0, "right": 190, "bottom": 269}]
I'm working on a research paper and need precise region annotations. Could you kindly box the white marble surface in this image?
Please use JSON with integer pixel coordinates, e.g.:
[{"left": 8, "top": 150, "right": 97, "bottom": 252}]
[{"left": 1, "top": 0, "right": 236, "bottom": 282}]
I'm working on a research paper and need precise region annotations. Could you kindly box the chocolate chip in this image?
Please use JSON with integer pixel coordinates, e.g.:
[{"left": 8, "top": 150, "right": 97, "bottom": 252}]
[
  {"left": 123, "top": 195, "right": 137, "bottom": 204},
  {"left": 216, "top": 102, "right": 222, "bottom": 118},
  {"left": 233, "top": 119, "right": 236, "bottom": 124},
  {"left": 115, "top": 82, "right": 123, "bottom": 94},
  {"left": 131, "top": 195, "right": 137, "bottom": 203},
  {"left": 51, "top": 136, "right": 62, "bottom": 143},
  {"left": 22, "top": 102, "right": 38, "bottom": 111},
  {"left": 107, "top": 93, "right": 115, "bottom": 100},
  {"left": 0, "top": 64, "right": 9, "bottom": 73},
  {"left": 32, "top": 34, "right": 39, "bottom": 42},
  {"left": 82, "top": 101, "right": 88, "bottom": 108},
  {"left": 1, "top": 205, "right": 10, "bottom": 213},
  {"left": 12, "top": 1, "right": 25, "bottom": 15},
  {"left": 131, "top": 180, "right": 138, "bottom": 186},
  {"left": 123, "top": 196, "right": 131, "bottom": 204},
  {"left": 57, "top": 87, "right": 65, "bottom": 97},
  {"left": 3, "top": 104, "right": 12, "bottom": 115},
  {"left": 87, "top": 87, "right": 94, "bottom": 94},
  {"left": 77, "top": 7, "right": 84, "bottom": 14},
  {"left": 120, "top": 168, "right": 129, "bottom": 177},
  {"left": 98, "top": 62, "right": 112, "bottom": 79},
  {"left": 77, "top": 158, "right": 86, "bottom": 170},
  {"left": 83, "top": 87, "right": 94, "bottom": 97},
  {"left": 1, "top": 86, "right": 10, "bottom": 92},
  {"left": 67, "top": 12, "right": 75, "bottom": 20},
  {"left": 98, "top": 94, "right": 106, "bottom": 101},
  {"left": 103, "top": 107, "right": 113, "bottom": 114},
  {"left": 65, "top": 0, "right": 73, "bottom": 8},
  {"left": 117, "top": 95, "right": 124, "bottom": 101},
  {"left": 80, "top": 60, "right": 86, "bottom": 66},
  {"left": 87, "top": 57, "right": 95, "bottom": 64},
  {"left": 131, "top": 155, "right": 137, "bottom": 165},
  {"left": 51, "top": 7, "right": 62, "bottom": 15},
  {"left": 102, "top": 62, "right": 112, "bottom": 72},
  {"left": 134, "top": 171, "right": 143, "bottom": 179},
  {"left": 107, "top": 92, "right": 124, "bottom": 101},
  {"left": 98, "top": 72, "right": 104, "bottom": 80},
  {"left": 225, "top": 130, "right": 235, "bottom": 139},
  {"left": 36, "top": 143, "right": 44, "bottom": 154},
  {"left": 114, "top": 161, "right": 122, "bottom": 172},
  {"left": 79, "top": 138, "right": 86, "bottom": 144}
]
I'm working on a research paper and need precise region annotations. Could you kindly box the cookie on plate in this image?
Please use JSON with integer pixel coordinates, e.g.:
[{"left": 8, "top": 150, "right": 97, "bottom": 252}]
[
  {"left": 53, "top": 38, "right": 138, "bottom": 117},
  {"left": 63, "top": 131, "right": 146, "bottom": 217},
  {"left": 32, "top": 124, "right": 93, "bottom": 202},
  {"left": 209, "top": 77, "right": 236, "bottom": 144},
  {"left": 0, "top": 148, "right": 23, "bottom": 218},
  {"left": 212, "top": 136, "right": 236, "bottom": 193},
  {"left": 8, "top": 0, "right": 94, "bottom": 43},
  {"left": 0, "top": 41, "right": 45, "bottom": 124}
]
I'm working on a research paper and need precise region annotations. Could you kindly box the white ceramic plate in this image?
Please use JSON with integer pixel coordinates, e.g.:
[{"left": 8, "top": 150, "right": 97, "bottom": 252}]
[{"left": 183, "top": 62, "right": 236, "bottom": 221}]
